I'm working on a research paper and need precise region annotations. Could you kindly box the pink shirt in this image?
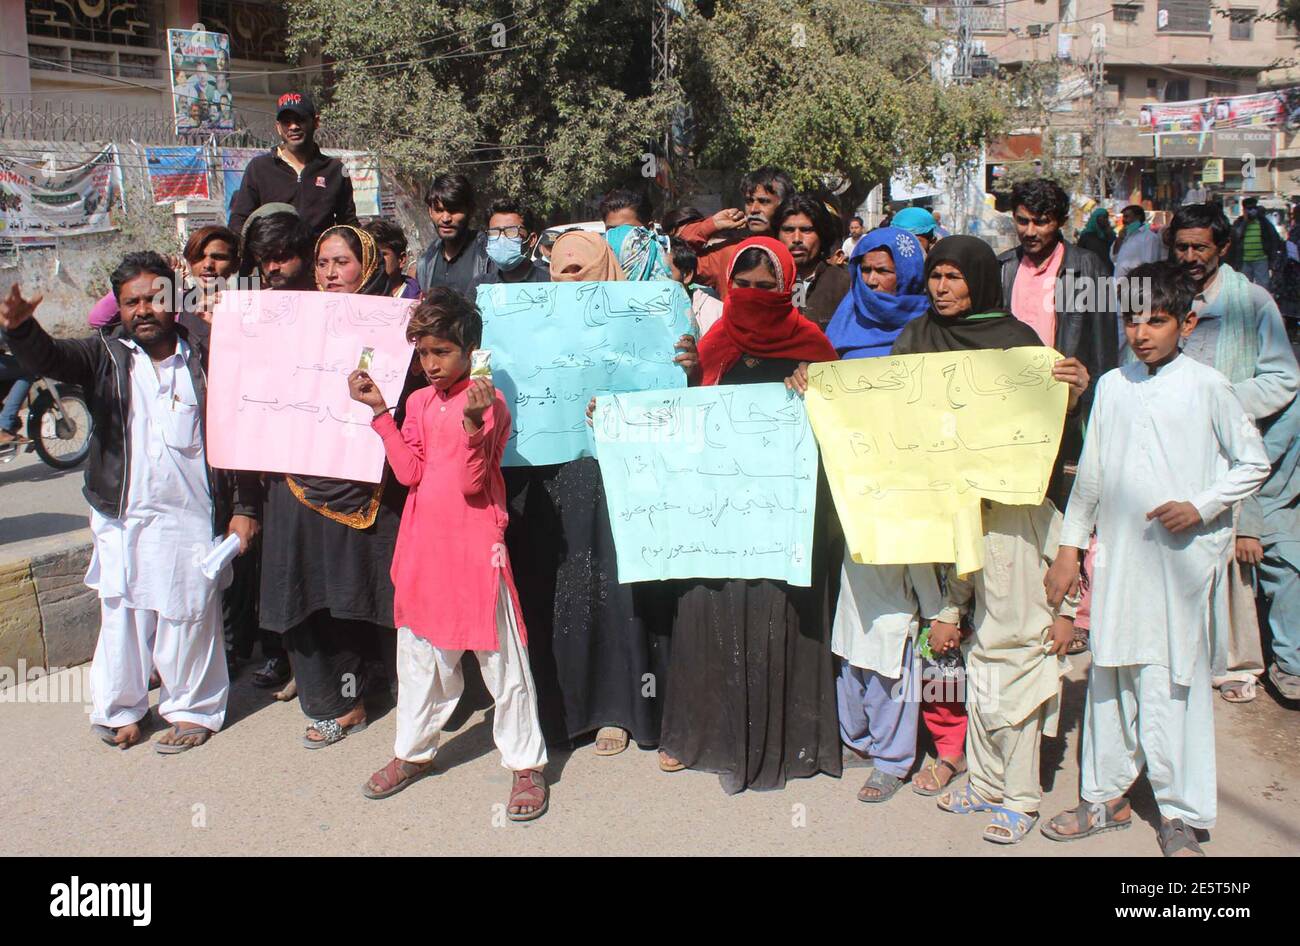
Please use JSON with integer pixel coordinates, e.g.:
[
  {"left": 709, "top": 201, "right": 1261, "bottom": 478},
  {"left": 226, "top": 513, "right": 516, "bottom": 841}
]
[
  {"left": 1009, "top": 240, "right": 1064, "bottom": 346},
  {"left": 372, "top": 378, "right": 526, "bottom": 651}
]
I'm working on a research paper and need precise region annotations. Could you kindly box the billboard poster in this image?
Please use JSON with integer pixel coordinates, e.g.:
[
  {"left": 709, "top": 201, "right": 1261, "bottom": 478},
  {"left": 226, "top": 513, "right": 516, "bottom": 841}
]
[
  {"left": 146, "top": 146, "right": 211, "bottom": 203},
  {"left": 168, "top": 27, "right": 234, "bottom": 134},
  {"left": 1141, "top": 89, "right": 1291, "bottom": 135},
  {"left": 0, "top": 145, "right": 123, "bottom": 243}
]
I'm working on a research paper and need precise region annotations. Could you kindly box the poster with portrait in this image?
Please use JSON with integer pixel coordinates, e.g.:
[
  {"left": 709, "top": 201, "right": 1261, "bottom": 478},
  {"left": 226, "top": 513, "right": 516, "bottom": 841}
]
[{"left": 168, "top": 28, "right": 234, "bottom": 134}]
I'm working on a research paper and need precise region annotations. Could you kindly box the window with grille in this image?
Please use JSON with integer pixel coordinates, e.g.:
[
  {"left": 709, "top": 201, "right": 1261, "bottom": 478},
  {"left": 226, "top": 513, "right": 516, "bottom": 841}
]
[
  {"left": 119, "top": 54, "right": 159, "bottom": 79},
  {"left": 1113, "top": 4, "right": 1140, "bottom": 22},
  {"left": 1229, "top": 8, "right": 1255, "bottom": 38},
  {"left": 1158, "top": 0, "right": 1211, "bottom": 30},
  {"left": 69, "top": 48, "right": 114, "bottom": 78},
  {"left": 26, "top": 0, "right": 162, "bottom": 48},
  {"left": 27, "top": 43, "right": 66, "bottom": 72}
]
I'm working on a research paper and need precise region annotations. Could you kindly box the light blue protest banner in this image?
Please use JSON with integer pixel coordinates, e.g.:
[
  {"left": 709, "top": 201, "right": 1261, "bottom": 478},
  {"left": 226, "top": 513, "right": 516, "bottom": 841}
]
[
  {"left": 592, "top": 383, "right": 818, "bottom": 585},
  {"left": 478, "top": 281, "right": 692, "bottom": 467}
]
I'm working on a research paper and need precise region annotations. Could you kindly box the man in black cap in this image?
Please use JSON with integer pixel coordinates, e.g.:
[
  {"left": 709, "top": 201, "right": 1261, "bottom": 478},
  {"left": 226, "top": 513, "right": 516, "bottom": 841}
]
[{"left": 228, "top": 91, "right": 358, "bottom": 243}]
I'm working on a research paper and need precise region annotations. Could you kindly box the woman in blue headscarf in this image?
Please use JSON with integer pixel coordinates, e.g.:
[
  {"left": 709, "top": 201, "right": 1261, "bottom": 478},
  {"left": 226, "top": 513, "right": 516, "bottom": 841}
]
[
  {"left": 605, "top": 224, "right": 673, "bottom": 281},
  {"left": 823, "top": 227, "right": 930, "bottom": 359}
]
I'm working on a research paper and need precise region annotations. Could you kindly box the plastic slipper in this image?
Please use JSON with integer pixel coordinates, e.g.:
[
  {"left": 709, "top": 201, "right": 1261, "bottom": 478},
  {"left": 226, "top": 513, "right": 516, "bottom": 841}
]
[
  {"left": 303, "top": 717, "right": 368, "bottom": 749},
  {"left": 1270, "top": 663, "right": 1300, "bottom": 701},
  {"left": 843, "top": 747, "right": 875, "bottom": 770},
  {"left": 1041, "top": 800, "right": 1132, "bottom": 842},
  {"left": 936, "top": 781, "right": 997, "bottom": 815},
  {"left": 1158, "top": 818, "right": 1205, "bottom": 857},
  {"left": 155, "top": 725, "right": 212, "bottom": 755},
  {"left": 1219, "top": 678, "right": 1257, "bottom": 703},
  {"left": 857, "top": 768, "right": 904, "bottom": 804},
  {"left": 594, "top": 726, "right": 629, "bottom": 756},
  {"left": 984, "top": 807, "right": 1038, "bottom": 845},
  {"left": 658, "top": 751, "right": 686, "bottom": 773}
]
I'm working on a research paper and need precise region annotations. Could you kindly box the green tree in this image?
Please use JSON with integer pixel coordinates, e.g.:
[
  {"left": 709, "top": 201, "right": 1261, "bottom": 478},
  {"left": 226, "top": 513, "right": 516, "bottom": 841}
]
[
  {"left": 678, "top": 0, "right": 1009, "bottom": 204},
  {"left": 286, "top": 0, "right": 678, "bottom": 215}
]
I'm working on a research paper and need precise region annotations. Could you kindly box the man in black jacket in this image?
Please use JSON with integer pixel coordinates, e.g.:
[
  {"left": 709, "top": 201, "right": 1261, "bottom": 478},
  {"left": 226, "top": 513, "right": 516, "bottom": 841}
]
[
  {"left": 1, "top": 253, "right": 258, "bottom": 753},
  {"left": 416, "top": 172, "right": 490, "bottom": 297},
  {"left": 228, "top": 92, "right": 358, "bottom": 242}
]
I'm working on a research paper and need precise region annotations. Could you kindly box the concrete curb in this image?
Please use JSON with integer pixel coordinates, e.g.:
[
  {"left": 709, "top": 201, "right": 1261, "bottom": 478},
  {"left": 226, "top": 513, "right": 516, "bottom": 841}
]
[{"left": 0, "top": 541, "right": 97, "bottom": 688}]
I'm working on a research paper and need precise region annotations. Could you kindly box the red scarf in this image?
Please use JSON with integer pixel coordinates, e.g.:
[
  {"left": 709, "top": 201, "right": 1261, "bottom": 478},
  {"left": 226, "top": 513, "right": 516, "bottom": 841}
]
[{"left": 697, "top": 237, "right": 838, "bottom": 385}]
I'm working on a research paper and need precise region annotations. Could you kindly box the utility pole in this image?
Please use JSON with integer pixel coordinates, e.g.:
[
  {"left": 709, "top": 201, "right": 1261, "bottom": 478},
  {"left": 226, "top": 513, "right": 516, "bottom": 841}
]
[
  {"left": 954, "top": 0, "right": 973, "bottom": 82},
  {"left": 1090, "top": 23, "right": 1108, "bottom": 200},
  {"left": 650, "top": 0, "right": 673, "bottom": 199}
]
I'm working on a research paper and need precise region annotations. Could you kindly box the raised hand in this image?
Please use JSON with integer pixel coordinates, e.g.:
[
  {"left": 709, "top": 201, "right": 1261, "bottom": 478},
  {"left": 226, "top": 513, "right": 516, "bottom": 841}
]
[
  {"left": 0, "top": 284, "right": 44, "bottom": 331},
  {"left": 673, "top": 334, "right": 699, "bottom": 377},
  {"left": 711, "top": 208, "right": 746, "bottom": 231},
  {"left": 347, "top": 369, "right": 387, "bottom": 411},
  {"left": 464, "top": 377, "right": 494, "bottom": 429}
]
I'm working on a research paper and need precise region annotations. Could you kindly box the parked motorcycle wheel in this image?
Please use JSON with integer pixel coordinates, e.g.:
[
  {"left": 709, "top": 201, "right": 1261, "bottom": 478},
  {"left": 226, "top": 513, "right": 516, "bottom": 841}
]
[{"left": 27, "top": 387, "right": 92, "bottom": 470}]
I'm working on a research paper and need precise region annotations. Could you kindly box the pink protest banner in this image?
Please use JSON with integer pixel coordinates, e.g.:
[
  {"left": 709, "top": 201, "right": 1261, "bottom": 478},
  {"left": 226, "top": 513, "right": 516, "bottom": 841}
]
[{"left": 206, "top": 290, "right": 415, "bottom": 483}]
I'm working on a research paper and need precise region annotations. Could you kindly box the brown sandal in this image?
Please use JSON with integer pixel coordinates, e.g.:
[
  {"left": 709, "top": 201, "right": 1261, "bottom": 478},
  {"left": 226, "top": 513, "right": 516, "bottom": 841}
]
[
  {"left": 363, "top": 757, "right": 434, "bottom": 800},
  {"left": 594, "top": 726, "right": 629, "bottom": 756},
  {"left": 1066, "top": 627, "right": 1090, "bottom": 655},
  {"left": 1041, "top": 798, "right": 1132, "bottom": 841},
  {"left": 658, "top": 750, "right": 685, "bottom": 772},
  {"left": 508, "top": 769, "right": 549, "bottom": 821},
  {"left": 912, "top": 757, "right": 966, "bottom": 796}
]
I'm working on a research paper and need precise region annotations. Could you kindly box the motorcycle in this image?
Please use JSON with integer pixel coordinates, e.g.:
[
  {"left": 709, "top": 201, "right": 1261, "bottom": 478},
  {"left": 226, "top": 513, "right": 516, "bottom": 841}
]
[{"left": 0, "top": 373, "right": 93, "bottom": 470}]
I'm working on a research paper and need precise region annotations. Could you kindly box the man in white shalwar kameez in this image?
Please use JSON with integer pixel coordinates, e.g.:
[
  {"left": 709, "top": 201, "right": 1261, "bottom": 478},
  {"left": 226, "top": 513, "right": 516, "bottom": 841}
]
[
  {"left": 1, "top": 253, "right": 258, "bottom": 752},
  {"left": 1044, "top": 262, "right": 1269, "bottom": 856}
]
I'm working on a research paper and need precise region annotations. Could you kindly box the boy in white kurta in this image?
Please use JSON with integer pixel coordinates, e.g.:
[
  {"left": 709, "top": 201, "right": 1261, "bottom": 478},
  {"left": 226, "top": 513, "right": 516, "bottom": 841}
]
[
  {"left": 931, "top": 500, "right": 1077, "bottom": 844},
  {"left": 1043, "top": 262, "right": 1269, "bottom": 856}
]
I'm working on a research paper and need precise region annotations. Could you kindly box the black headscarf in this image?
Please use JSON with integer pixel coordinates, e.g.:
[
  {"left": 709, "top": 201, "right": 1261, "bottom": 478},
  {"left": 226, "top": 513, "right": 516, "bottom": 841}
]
[{"left": 891, "top": 235, "right": 1042, "bottom": 355}]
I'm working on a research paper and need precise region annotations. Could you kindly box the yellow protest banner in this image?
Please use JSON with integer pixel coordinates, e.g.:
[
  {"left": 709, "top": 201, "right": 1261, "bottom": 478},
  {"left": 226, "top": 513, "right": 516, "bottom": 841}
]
[{"left": 804, "top": 347, "right": 1067, "bottom": 574}]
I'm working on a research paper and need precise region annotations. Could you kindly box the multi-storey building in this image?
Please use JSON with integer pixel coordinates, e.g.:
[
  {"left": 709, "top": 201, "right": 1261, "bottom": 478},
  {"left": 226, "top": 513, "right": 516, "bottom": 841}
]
[
  {"left": 1, "top": 0, "right": 298, "bottom": 138},
  {"left": 960, "top": 0, "right": 1297, "bottom": 213}
]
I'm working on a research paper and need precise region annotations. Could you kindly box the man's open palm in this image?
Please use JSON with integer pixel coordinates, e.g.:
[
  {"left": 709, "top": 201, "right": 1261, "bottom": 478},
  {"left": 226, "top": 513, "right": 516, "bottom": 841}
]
[{"left": 0, "top": 284, "right": 43, "bottom": 331}]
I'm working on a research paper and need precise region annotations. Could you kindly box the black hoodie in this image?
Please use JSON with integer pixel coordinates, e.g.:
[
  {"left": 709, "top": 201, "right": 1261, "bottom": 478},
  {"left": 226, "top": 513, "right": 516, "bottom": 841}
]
[{"left": 228, "top": 144, "right": 358, "bottom": 241}]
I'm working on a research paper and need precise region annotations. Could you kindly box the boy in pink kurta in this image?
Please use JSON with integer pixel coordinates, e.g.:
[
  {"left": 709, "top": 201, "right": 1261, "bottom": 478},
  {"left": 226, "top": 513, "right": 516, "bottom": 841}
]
[{"left": 348, "top": 288, "right": 549, "bottom": 821}]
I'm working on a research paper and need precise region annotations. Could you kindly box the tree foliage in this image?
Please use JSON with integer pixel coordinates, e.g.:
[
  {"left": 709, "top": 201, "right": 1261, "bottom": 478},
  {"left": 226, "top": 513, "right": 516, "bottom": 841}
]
[
  {"left": 286, "top": 0, "right": 677, "bottom": 215},
  {"left": 678, "top": 0, "right": 1009, "bottom": 200},
  {"left": 285, "top": 0, "right": 1009, "bottom": 215}
]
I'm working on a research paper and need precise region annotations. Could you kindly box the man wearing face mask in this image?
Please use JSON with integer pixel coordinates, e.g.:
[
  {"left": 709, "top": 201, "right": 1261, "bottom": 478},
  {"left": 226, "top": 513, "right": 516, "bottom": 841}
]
[
  {"left": 416, "top": 172, "right": 491, "bottom": 298},
  {"left": 471, "top": 198, "right": 549, "bottom": 291}
]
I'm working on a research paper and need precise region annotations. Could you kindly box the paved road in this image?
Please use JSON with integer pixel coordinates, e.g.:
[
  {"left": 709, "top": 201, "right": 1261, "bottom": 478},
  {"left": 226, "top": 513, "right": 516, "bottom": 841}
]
[
  {"left": 0, "top": 449, "right": 89, "bottom": 562},
  {"left": 2, "top": 658, "right": 1296, "bottom": 856}
]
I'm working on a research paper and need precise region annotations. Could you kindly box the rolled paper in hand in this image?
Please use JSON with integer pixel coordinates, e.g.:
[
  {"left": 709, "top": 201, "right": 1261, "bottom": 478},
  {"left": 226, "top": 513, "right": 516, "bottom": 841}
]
[
  {"left": 471, "top": 348, "right": 492, "bottom": 379},
  {"left": 201, "top": 532, "right": 242, "bottom": 581}
]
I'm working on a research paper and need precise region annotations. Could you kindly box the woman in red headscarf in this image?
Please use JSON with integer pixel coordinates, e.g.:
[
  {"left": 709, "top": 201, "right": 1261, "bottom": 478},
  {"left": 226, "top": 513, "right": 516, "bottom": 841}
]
[{"left": 659, "top": 237, "right": 842, "bottom": 794}]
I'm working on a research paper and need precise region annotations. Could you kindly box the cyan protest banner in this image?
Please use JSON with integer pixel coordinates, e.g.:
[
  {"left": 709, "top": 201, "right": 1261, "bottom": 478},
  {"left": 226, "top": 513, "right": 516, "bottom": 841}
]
[
  {"left": 477, "top": 281, "right": 691, "bottom": 466},
  {"left": 592, "top": 383, "right": 818, "bottom": 585}
]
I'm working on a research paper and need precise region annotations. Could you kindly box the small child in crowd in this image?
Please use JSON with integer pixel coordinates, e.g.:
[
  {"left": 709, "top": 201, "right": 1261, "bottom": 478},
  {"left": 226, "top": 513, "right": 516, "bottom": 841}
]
[
  {"left": 1042, "top": 262, "right": 1269, "bottom": 856},
  {"left": 347, "top": 287, "right": 549, "bottom": 820}
]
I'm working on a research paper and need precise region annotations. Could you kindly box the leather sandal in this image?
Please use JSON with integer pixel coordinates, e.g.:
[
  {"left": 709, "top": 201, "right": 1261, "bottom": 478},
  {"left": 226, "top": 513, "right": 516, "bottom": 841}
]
[
  {"left": 363, "top": 757, "right": 434, "bottom": 800},
  {"left": 508, "top": 769, "right": 549, "bottom": 822}
]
